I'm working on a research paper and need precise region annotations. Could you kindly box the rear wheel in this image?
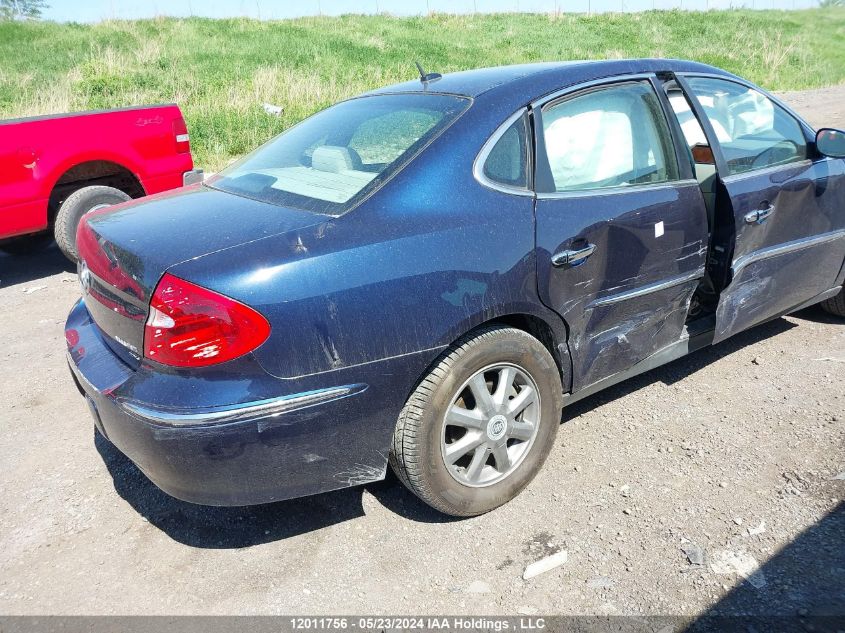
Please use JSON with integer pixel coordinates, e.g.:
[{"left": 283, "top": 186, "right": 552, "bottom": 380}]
[
  {"left": 0, "top": 232, "right": 52, "bottom": 256},
  {"left": 820, "top": 287, "right": 845, "bottom": 318},
  {"left": 55, "top": 185, "right": 131, "bottom": 262},
  {"left": 389, "top": 326, "right": 562, "bottom": 517}
]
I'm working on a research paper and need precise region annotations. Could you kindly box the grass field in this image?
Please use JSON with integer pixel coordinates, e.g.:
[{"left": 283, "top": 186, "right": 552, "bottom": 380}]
[{"left": 2, "top": 9, "right": 844, "bottom": 170}]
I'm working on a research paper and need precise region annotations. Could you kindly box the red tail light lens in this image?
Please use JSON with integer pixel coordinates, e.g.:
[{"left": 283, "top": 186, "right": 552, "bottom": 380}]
[
  {"left": 172, "top": 117, "right": 190, "bottom": 154},
  {"left": 144, "top": 273, "right": 270, "bottom": 368}
]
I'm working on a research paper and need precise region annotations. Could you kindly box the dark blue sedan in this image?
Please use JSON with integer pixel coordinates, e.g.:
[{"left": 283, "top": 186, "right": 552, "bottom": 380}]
[{"left": 65, "top": 59, "right": 845, "bottom": 516}]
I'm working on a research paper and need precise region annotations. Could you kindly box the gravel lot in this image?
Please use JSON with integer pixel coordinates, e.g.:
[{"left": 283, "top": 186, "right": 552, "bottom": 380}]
[{"left": 0, "top": 87, "right": 843, "bottom": 618}]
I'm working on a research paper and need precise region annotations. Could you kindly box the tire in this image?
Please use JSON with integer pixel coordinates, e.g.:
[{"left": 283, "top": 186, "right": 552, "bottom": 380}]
[
  {"left": 389, "top": 326, "right": 563, "bottom": 517},
  {"left": 0, "top": 232, "right": 52, "bottom": 256},
  {"left": 820, "top": 287, "right": 845, "bottom": 317},
  {"left": 54, "top": 185, "right": 131, "bottom": 262}
]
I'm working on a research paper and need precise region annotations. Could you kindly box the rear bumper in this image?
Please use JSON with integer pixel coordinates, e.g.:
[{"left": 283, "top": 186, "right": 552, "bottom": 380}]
[
  {"left": 182, "top": 168, "right": 204, "bottom": 186},
  {"left": 65, "top": 298, "right": 432, "bottom": 506}
]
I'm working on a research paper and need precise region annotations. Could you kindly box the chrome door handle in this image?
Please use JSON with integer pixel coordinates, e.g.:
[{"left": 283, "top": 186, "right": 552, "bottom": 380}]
[
  {"left": 744, "top": 204, "right": 775, "bottom": 225},
  {"left": 552, "top": 243, "right": 596, "bottom": 267}
]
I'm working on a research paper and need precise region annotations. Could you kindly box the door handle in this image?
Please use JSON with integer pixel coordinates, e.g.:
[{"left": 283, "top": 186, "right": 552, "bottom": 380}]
[
  {"left": 552, "top": 243, "right": 597, "bottom": 267},
  {"left": 744, "top": 204, "right": 775, "bottom": 225}
]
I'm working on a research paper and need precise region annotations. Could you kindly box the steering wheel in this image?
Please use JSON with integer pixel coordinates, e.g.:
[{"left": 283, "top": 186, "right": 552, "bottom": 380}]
[{"left": 750, "top": 140, "right": 801, "bottom": 170}]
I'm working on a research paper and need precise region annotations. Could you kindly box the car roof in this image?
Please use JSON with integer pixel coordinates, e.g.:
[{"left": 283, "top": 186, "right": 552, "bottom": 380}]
[{"left": 365, "top": 59, "right": 735, "bottom": 108}]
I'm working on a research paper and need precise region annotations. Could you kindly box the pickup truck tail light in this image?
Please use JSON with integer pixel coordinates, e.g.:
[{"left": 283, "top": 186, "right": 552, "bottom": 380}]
[
  {"left": 144, "top": 273, "right": 270, "bottom": 368},
  {"left": 172, "top": 117, "right": 190, "bottom": 154}
]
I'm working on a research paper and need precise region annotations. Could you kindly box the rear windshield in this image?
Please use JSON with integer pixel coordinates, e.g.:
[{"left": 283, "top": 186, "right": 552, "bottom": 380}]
[{"left": 208, "top": 93, "right": 470, "bottom": 215}]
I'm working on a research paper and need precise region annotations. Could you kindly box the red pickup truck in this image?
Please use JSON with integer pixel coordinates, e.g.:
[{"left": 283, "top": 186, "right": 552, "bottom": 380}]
[{"left": 0, "top": 104, "right": 202, "bottom": 261}]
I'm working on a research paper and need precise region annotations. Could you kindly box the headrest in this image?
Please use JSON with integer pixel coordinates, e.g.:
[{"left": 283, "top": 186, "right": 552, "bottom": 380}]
[{"left": 311, "top": 146, "right": 355, "bottom": 173}]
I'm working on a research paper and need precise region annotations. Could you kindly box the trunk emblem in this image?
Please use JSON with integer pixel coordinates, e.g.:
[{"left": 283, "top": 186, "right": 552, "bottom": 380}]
[{"left": 79, "top": 261, "right": 91, "bottom": 292}]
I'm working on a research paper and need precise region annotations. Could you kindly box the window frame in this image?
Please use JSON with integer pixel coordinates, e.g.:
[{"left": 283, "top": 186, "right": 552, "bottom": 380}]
[
  {"left": 674, "top": 72, "right": 815, "bottom": 182},
  {"left": 473, "top": 108, "right": 534, "bottom": 196}
]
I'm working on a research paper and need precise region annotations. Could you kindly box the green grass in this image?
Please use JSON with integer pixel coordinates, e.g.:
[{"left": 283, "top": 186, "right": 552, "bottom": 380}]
[{"left": 2, "top": 10, "right": 844, "bottom": 171}]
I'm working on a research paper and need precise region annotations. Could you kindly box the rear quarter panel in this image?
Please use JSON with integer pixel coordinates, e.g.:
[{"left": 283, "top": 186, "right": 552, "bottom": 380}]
[{"left": 169, "top": 101, "right": 570, "bottom": 385}]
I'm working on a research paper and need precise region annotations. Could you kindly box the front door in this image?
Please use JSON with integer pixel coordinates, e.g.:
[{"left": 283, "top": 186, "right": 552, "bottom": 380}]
[
  {"left": 678, "top": 75, "right": 845, "bottom": 343},
  {"left": 533, "top": 77, "right": 710, "bottom": 391}
]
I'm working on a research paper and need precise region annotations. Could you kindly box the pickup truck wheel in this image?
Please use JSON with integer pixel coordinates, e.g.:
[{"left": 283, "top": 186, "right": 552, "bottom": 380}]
[
  {"left": 820, "top": 287, "right": 845, "bottom": 318},
  {"left": 0, "top": 232, "right": 52, "bottom": 256},
  {"left": 389, "top": 326, "right": 563, "bottom": 517},
  {"left": 55, "top": 185, "right": 131, "bottom": 262}
]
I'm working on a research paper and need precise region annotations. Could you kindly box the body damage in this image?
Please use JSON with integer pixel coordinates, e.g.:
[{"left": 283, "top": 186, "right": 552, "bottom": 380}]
[
  {"left": 713, "top": 157, "right": 845, "bottom": 342},
  {"left": 65, "top": 59, "right": 845, "bottom": 507}
]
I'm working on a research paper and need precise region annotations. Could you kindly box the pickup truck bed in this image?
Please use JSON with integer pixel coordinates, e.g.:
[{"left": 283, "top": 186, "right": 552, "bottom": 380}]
[{"left": 0, "top": 104, "right": 201, "bottom": 261}]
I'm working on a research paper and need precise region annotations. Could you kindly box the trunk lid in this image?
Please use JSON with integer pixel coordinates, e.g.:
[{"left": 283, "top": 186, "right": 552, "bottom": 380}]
[{"left": 77, "top": 185, "right": 323, "bottom": 362}]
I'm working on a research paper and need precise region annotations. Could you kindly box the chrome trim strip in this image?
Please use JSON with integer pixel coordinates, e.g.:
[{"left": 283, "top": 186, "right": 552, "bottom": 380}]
[
  {"left": 472, "top": 107, "right": 534, "bottom": 197},
  {"left": 732, "top": 229, "right": 845, "bottom": 277},
  {"left": 530, "top": 73, "right": 655, "bottom": 110},
  {"left": 120, "top": 383, "right": 368, "bottom": 427},
  {"left": 536, "top": 179, "right": 699, "bottom": 200},
  {"left": 588, "top": 267, "right": 705, "bottom": 308},
  {"left": 720, "top": 159, "right": 812, "bottom": 185}
]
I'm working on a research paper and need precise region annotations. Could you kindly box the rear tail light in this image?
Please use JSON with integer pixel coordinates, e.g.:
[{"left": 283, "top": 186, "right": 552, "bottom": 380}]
[
  {"left": 172, "top": 117, "right": 190, "bottom": 154},
  {"left": 144, "top": 273, "right": 270, "bottom": 368}
]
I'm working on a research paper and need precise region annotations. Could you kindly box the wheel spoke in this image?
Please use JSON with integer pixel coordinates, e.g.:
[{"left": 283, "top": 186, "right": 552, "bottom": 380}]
[
  {"left": 506, "top": 385, "right": 536, "bottom": 417},
  {"left": 444, "top": 431, "right": 484, "bottom": 465},
  {"left": 468, "top": 374, "right": 495, "bottom": 415},
  {"left": 464, "top": 445, "right": 489, "bottom": 483},
  {"left": 492, "top": 366, "right": 515, "bottom": 407},
  {"left": 508, "top": 420, "right": 535, "bottom": 441},
  {"left": 491, "top": 443, "right": 511, "bottom": 472},
  {"left": 446, "top": 404, "right": 486, "bottom": 430}
]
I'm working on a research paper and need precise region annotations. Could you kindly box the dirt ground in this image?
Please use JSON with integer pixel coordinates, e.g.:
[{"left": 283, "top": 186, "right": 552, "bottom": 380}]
[{"left": 0, "top": 87, "right": 843, "bottom": 618}]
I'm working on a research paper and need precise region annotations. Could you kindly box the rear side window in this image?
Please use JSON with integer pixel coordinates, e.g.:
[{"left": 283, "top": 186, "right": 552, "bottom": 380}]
[
  {"left": 541, "top": 81, "right": 679, "bottom": 192},
  {"left": 210, "top": 94, "right": 470, "bottom": 215},
  {"left": 684, "top": 77, "right": 806, "bottom": 176},
  {"left": 482, "top": 114, "right": 530, "bottom": 190}
]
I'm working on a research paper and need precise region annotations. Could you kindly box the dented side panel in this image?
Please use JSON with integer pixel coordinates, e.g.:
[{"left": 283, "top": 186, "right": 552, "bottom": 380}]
[
  {"left": 714, "top": 157, "right": 845, "bottom": 343},
  {"left": 535, "top": 182, "right": 709, "bottom": 391}
]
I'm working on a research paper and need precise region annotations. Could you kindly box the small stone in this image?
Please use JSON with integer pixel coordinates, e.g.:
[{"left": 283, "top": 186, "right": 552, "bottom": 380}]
[
  {"left": 587, "top": 576, "right": 614, "bottom": 589},
  {"left": 682, "top": 544, "right": 705, "bottom": 566},
  {"left": 622, "top": 508, "right": 632, "bottom": 515},
  {"left": 523, "top": 550, "right": 568, "bottom": 580},
  {"left": 733, "top": 517, "right": 743, "bottom": 526},
  {"left": 466, "top": 580, "right": 491, "bottom": 594},
  {"left": 719, "top": 481, "right": 728, "bottom": 488},
  {"left": 752, "top": 356, "right": 763, "bottom": 365},
  {"left": 747, "top": 521, "right": 766, "bottom": 536}
]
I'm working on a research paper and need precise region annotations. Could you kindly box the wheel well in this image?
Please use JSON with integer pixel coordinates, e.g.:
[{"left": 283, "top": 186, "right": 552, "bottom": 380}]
[
  {"left": 48, "top": 161, "right": 145, "bottom": 223},
  {"left": 482, "top": 313, "right": 566, "bottom": 380}
]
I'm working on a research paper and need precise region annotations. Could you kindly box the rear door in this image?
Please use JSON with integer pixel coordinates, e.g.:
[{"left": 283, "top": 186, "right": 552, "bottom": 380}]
[
  {"left": 532, "top": 76, "right": 710, "bottom": 391},
  {"left": 677, "top": 75, "right": 845, "bottom": 343}
]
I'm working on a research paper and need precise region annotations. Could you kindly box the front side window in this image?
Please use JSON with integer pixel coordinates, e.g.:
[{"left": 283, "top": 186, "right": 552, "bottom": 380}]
[
  {"left": 210, "top": 94, "right": 470, "bottom": 215},
  {"left": 482, "top": 114, "right": 530, "bottom": 189},
  {"left": 685, "top": 77, "right": 806, "bottom": 176},
  {"left": 541, "top": 81, "right": 679, "bottom": 192}
]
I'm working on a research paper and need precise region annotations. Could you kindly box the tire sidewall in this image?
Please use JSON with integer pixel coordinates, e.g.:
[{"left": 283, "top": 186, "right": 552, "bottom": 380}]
[
  {"left": 418, "top": 331, "right": 562, "bottom": 516},
  {"left": 56, "top": 186, "right": 130, "bottom": 262}
]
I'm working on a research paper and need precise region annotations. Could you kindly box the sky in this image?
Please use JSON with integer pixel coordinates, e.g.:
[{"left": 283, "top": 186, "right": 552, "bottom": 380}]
[{"left": 40, "top": 0, "right": 816, "bottom": 22}]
